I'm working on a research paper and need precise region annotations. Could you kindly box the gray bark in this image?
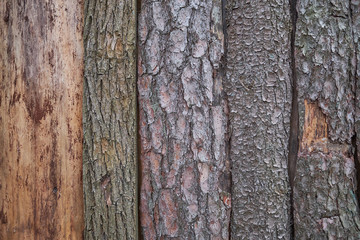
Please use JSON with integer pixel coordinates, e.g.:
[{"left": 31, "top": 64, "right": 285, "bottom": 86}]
[
  {"left": 225, "top": 1, "right": 293, "bottom": 239},
  {"left": 138, "top": 0, "right": 231, "bottom": 239},
  {"left": 294, "top": 0, "right": 360, "bottom": 238},
  {"left": 354, "top": 0, "right": 360, "bottom": 212},
  {"left": 82, "top": 0, "right": 138, "bottom": 239}
]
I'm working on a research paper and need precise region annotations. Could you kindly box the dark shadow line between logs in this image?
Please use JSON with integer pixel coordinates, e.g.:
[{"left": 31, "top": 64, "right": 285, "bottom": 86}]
[
  {"left": 288, "top": 0, "right": 299, "bottom": 239},
  {"left": 136, "top": 0, "right": 142, "bottom": 239},
  {"left": 349, "top": 0, "right": 360, "bottom": 213}
]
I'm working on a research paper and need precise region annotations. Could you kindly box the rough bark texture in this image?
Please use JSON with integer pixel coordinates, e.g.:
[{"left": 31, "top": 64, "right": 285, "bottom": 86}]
[
  {"left": 82, "top": 0, "right": 138, "bottom": 239},
  {"left": 353, "top": 0, "right": 360, "bottom": 206},
  {"left": 225, "top": 1, "right": 292, "bottom": 238},
  {"left": 138, "top": 0, "right": 231, "bottom": 238},
  {"left": 294, "top": 0, "right": 360, "bottom": 238},
  {"left": 0, "top": 1, "right": 84, "bottom": 239}
]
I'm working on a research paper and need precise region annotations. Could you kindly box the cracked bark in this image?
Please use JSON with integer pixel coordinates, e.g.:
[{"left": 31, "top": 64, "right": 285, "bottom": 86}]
[
  {"left": 82, "top": 0, "right": 138, "bottom": 239},
  {"left": 294, "top": 0, "right": 360, "bottom": 238},
  {"left": 138, "top": 0, "right": 231, "bottom": 239},
  {"left": 225, "top": 1, "right": 292, "bottom": 239},
  {"left": 0, "top": 1, "right": 84, "bottom": 239}
]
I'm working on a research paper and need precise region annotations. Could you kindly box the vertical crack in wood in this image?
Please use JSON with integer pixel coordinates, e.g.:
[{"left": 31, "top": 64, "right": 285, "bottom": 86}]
[{"left": 288, "top": 0, "right": 299, "bottom": 238}]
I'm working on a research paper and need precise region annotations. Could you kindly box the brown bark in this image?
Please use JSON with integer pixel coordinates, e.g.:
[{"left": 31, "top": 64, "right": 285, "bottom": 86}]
[
  {"left": 225, "top": 1, "right": 293, "bottom": 238},
  {"left": 138, "top": 0, "right": 231, "bottom": 239},
  {"left": 82, "top": 0, "right": 138, "bottom": 239},
  {"left": 294, "top": 0, "right": 360, "bottom": 238},
  {"left": 0, "top": 1, "right": 84, "bottom": 239}
]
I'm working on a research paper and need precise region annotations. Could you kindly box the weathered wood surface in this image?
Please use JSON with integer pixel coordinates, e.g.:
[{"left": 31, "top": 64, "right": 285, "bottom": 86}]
[{"left": 0, "top": 1, "right": 84, "bottom": 239}]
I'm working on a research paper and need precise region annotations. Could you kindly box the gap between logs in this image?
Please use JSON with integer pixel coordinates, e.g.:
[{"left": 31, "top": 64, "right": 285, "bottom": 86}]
[
  {"left": 288, "top": 0, "right": 299, "bottom": 239},
  {"left": 136, "top": 0, "right": 142, "bottom": 239}
]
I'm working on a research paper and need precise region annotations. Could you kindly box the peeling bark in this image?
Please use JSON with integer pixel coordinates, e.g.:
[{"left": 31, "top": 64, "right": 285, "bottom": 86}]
[
  {"left": 225, "top": 1, "right": 292, "bottom": 238},
  {"left": 138, "top": 0, "right": 231, "bottom": 239},
  {"left": 0, "top": 1, "right": 84, "bottom": 239},
  {"left": 82, "top": 0, "right": 138, "bottom": 239},
  {"left": 294, "top": 0, "right": 360, "bottom": 238}
]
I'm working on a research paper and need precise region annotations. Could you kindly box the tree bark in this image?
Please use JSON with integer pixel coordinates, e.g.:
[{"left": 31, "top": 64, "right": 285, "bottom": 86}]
[
  {"left": 225, "top": 1, "right": 293, "bottom": 238},
  {"left": 354, "top": 0, "right": 360, "bottom": 212},
  {"left": 0, "top": 1, "right": 84, "bottom": 239},
  {"left": 82, "top": 0, "right": 138, "bottom": 239},
  {"left": 294, "top": 0, "right": 360, "bottom": 238},
  {"left": 138, "top": 0, "right": 231, "bottom": 239}
]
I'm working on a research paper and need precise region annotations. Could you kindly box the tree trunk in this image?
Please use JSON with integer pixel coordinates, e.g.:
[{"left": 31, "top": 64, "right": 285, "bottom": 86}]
[
  {"left": 294, "top": 0, "right": 360, "bottom": 238},
  {"left": 82, "top": 0, "right": 138, "bottom": 239},
  {"left": 0, "top": 1, "right": 84, "bottom": 239},
  {"left": 225, "top": 1, "right": 293, "bottom": 238},
  {"left": 138, "top": 0, "right": 231, "bottom": 238}
]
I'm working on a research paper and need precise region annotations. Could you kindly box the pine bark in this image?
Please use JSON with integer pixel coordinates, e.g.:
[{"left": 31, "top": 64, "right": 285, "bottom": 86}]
[
  {"left": 138, "top": 0, "right": 231, "bottom": 239},
  {"left": 294, "top": 0, "right": 360, "bottom": 238},
  {"left": 225, "top": 1, "right": 293, "bottom": 238},
  {"left": 0, "top": 1, "right": 84, "bottom": 239},
  {"left": 82, "top": 0, "right": 138, "bottom": 239}
]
